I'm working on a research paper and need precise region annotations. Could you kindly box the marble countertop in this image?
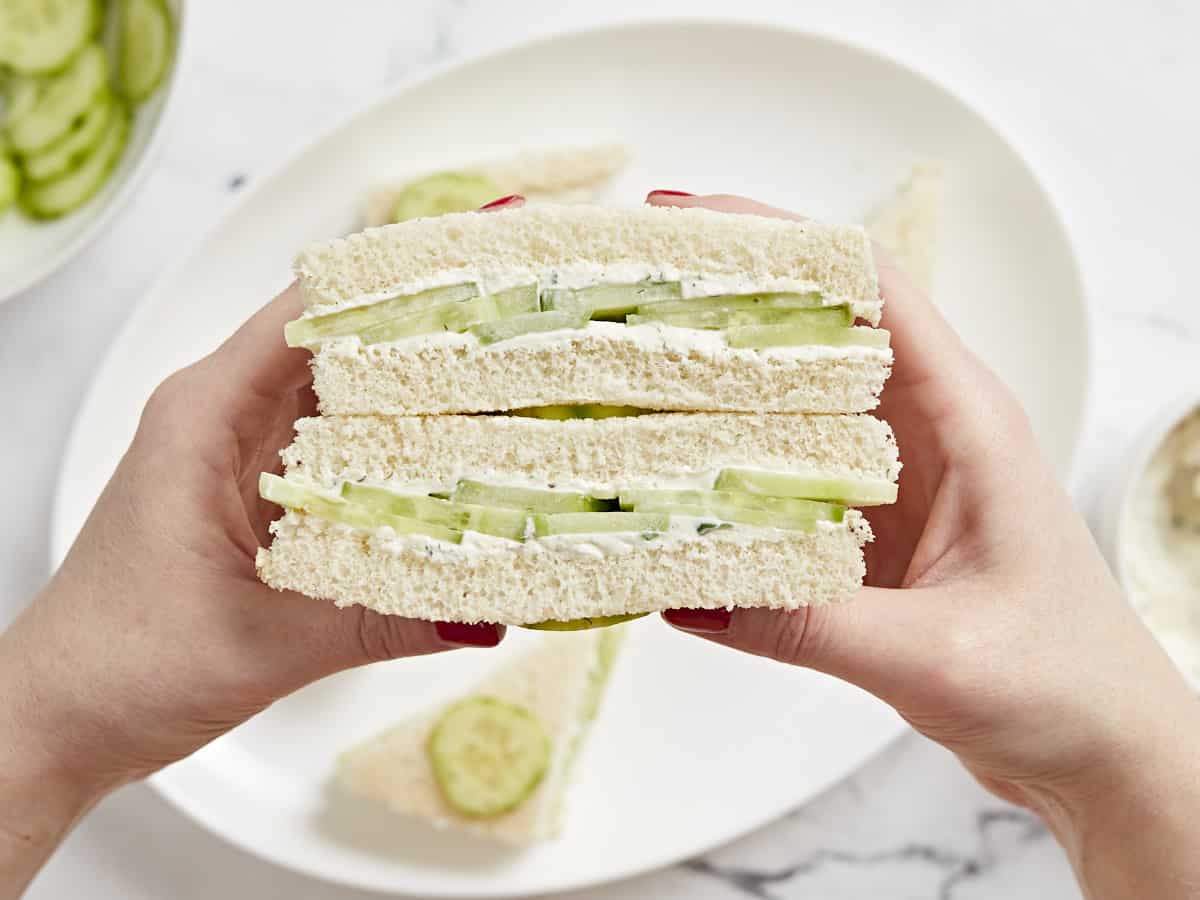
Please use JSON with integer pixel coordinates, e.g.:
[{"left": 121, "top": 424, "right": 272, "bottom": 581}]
[{"left": 3, "top": 1, "right": 1197, "bottom": 897}]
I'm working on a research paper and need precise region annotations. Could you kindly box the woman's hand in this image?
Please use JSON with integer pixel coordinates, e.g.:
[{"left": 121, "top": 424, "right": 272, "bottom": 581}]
[
  {"left": 651, "top": 192, "right": 1200, "bottom": 898},
  {"left": 0, "top": 200, "right": 529, "bottom": 895}
]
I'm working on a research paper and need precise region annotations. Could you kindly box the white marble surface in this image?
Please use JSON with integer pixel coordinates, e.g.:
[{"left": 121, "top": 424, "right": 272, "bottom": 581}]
[{"left": 3, "top": 1, "right": 1198, "bottom": 897}]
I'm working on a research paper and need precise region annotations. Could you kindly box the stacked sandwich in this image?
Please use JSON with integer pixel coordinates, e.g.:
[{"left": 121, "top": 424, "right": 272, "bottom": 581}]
[
  {"left": 257, "top": 203, "right": 899, "bottom": 625},
  {"left": 256, "top": 202, "right": 900, "bottom": 839}
]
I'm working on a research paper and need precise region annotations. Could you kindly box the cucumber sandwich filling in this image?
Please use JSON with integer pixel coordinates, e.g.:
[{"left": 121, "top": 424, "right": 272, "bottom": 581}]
[{"left": 284, "top": 277, "right": 890, "bottom": 354}]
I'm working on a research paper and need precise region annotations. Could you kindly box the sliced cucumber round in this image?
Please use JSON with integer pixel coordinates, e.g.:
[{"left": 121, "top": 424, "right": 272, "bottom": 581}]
[
  {"left": 0, "top": 154, "right": 18, "bottom": 211},
  {"left": 725, "top": 323, "right": 891, "bottom": 350},
  {"left": 452, "top": 480, "right": 615, "bottom": 514},
  {"left": 19, "top": 96, "right": 125, "bottom": 219},
  {"left": 620, "top": 487, "right": 845, "bottom": 523},
  {"left": 7, "top": 43, "right": 108, "bottom": 155},
  {"left": 541, "top": 281, "right": 683, "bottom": 321},
  {"left": 259, "top": 473, "right": 464, "bottom": 543},
  {"left": 341, "top": 482, "right": 530, "bottom": 541},
  {"left": 629, "top": 305, "right": 851, "bottom": 331},
  {"left": 20, "top": 89, "right": 111, "bottom": 181},
  {"left": 713, "top": 468, "right": 899, "bottom": 506},
  {"left": 4, "top": 76, "right": 41, "bottom": 127},
  {"left": 391, "top": 171, "right": 504, "bottom": 223},
  {"left": 428, "top": 696, "right": 551, "bottom": 818},
  {"left": 117, "top": 0, "right": 172, "bottom": 103},
  {"left": 0, "top": 0, "right": 99, "bottom": 74},
  {"left": 523, "top": 613, "right": 647, "bottom": 631},
  {"left": 643, "top": 292, "right": 825, "bottom": 317},
  {"left": 284, "top": 282, "right": 479, "bottom": 348}
]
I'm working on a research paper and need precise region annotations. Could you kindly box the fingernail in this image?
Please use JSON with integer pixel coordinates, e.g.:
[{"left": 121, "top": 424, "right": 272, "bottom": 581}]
[
  {"left": 646, "top": 189, "right": 695, "bottom": 198},
  {"left": 435, "top": 621, "right": 505, "bottom": 647},
  {"left": 662, "top": 608, "right": 732, "bottom": 634},
  {"left": 478, "top": 194, "right": 523, "bottom": 210}
]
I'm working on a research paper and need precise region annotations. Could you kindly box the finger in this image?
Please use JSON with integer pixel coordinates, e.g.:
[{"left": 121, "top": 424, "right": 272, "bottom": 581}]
[
  {"left": 242, "top": 581, "right": 506, "bottom": 688},
  {"left": 871, "top": 244, "right": 974, "bottom": 393},
  {"left": 662, "top": 586, "right": 948, "bottom": 708},
  {"left": 479, "top": 194, "right": 526, "bottom": 211},
  {"left": 205, "top": 282, "right": 313, "bottom": 424}
]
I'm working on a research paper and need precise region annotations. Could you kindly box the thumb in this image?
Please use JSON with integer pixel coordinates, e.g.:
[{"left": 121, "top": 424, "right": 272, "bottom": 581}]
[
  {"left": 333, "top": 607, "right": 506, "bottom": 669},
  {"left": 663, "top": 586, "right": 949, "bottom": 706}
]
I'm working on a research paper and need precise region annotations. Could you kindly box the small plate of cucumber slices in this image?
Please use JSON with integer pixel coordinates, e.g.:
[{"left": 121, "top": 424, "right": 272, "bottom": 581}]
[
  {"left": 0, "top": 0, "right": 181, "bottom": 303},
  {"left": 52, "top": 19, "right": 1087, "bottom": 899}
]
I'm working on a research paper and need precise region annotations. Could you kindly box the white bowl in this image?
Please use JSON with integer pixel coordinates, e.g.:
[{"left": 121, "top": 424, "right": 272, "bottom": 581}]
[
  {"left": 0, "top": 0, "right": 188, "bottom": 305},
  {"left": 1104, "top": 389, "right": 1200, "bottom": 689}
]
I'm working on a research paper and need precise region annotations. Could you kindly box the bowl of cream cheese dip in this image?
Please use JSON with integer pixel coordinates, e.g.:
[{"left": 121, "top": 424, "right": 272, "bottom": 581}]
[{"left": 1107, "top": 392, "right": 1200, "bottom": 689}]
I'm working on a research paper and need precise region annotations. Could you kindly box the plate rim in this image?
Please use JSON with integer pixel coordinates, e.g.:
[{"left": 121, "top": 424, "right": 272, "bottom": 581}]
[
  {"left": 50, "top": 15, "right": 1091, "bottom": 897},
  {"left": 0, "top": 0, "right": 193, "bottom": 306}
]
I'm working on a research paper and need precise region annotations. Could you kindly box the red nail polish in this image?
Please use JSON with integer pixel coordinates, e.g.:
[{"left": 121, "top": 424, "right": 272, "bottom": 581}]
[
  {"left": 435, "top": 621, "right": 505, "bottom": 647},
  {"left": 478, "top": 194, "right": 522, "bottom": 210},
  {"left": 662, "top": 608, "right": 732, "bottom": 634},
  {"left": 647, "top": 190, "right": 695, "bottom": 197}
]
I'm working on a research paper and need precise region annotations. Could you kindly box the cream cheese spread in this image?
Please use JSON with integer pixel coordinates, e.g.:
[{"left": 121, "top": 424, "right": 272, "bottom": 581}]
[{"left": 1123, "top": 407, "right": 1200, "bottom": 682}]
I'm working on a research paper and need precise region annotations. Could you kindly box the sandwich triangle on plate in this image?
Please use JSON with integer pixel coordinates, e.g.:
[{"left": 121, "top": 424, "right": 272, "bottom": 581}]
[
  {"left": 337, "top": 630, "right": 624, "bottom": 844},
  {"left": 257, "top": 203, "right": 901, "bottom": 627}
]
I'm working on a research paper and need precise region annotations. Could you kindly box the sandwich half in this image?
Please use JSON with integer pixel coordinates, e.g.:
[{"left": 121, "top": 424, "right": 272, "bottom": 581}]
[
  {"left": 255, "top": 412, "right": 900, "bottom": 625},
  {"left": 337, "top": 630, "right": 624, "bottom": 844},
  {"left": 287, "top": 204, "right": 891, "bottom": 415}
]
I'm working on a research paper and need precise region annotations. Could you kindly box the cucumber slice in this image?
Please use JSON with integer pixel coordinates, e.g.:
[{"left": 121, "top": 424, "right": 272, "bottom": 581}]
[
  {"left": 341, "top": 483, "right": 529, "bottom": 541},
  {"left": 428, "top": 696, "right": 551, "bottom": 818},
  {"left": 283, "top": 283, "right": 478, "bottom": 347},
  {"left": 0, "top": 0, "right": 98, "bottom": 74},
  {"left": 532, "top": 511, "right": 669, "bottom": 537},
  {"left": 0, "top": 154, "right": 18, "bottom": 211},
  {"left": 20, "top": 89, "right": 111, "bottom": 181},
  {"left": 259, "top": 473, "right": 464, "bottom": 543},
  {"left": 643, "top": 291, "right": 825, "bottom": 316},
  {"left": 628, "top": 305, "right": 851, "bottom": 330},
  {"left": 619, "top": 488, "right": 844, "bottom": 523},
  {"left": 391, "top": 171, "right": 504, "bottom": 223},
  {"left": 7, "top": 43, "right": 107, "bottom": 154},
  {"left": 4, "top": 76, "right": 40, "bottom": 126},
  {"left": 452, "top": 479, "right": 615, "bottom": 514},
  {"left": 725, "top": 323, "right": 891, "bottom": 350},
  {"left": 117, "top": 0, "right": 172, "bottom": 103},
  {"left": 714, "top": 468, "right": 899, "bottom": 506},
  {"left": 19, "top": 99, "right": 126, "bottom": 219},
  {"left": 357, "top": 288, "right": 539, "bottom": 346},
  {"left": 523, "top": 613, "right": 648, "bottom": 631},
  {"left": 541, "top": 281, "right": 683, "bottom": 321},
  {"left": 510, "top": 405, "right": 650, "bottom": 420},
  {"left": 470, "top": 310, "right": 588, "bottom": 345}
]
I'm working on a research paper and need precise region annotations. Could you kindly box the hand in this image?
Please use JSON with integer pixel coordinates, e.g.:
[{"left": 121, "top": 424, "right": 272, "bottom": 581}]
[
  {"left": 0, "top": 195, "right": 528, "bottom": 897},
  {"left": 650, "top": 192, "right": 1200, "bottom": 897}
]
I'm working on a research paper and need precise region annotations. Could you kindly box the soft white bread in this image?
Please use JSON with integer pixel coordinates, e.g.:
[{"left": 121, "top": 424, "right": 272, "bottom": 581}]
[
  {"left": 362, "top": 144, "right": 631, "bottom": 227},
  {"left": 337, "top": 632, "right": 616, "bottom": 843},
  {"left": 867, "top": 162, "right": 943, "bottom": 296},
  {"left": 257, "top": 511, "right": 871, "bottom": 624},
  {"left": 312, "top": 332, "right": 892, "bottom": 415},
  {"left": 297, "top": 204, "right": 881, "bottom": 315},
  {"left": 282, "top": 412, "right": 901, "bottom": 488}
]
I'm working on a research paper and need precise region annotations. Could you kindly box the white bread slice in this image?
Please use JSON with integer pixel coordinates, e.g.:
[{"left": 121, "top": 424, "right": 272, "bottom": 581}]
[
  {"left": 867, "top": 162, "right": 943, "bottom": 296},
  {"left": 337, "top": 631, "right": 621, "bottom": 844},
  {"left": 257, "top": 511, "right": 870, "bottom": 624},
  {"left": 362, "top": 144, "right": 631, "bottom": 227},
  {"left": 282, "top": 413, "right": 901, "bottom": 488},
  {"left": 312, "top": 331, "right": 891, "bottom": 415},
  {"left": 297, "top": 204, "right": 881, "bottom": 317}
]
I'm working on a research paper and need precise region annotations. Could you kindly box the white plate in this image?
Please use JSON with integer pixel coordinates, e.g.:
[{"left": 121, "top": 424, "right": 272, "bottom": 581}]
[
  {"left": 51, "top": 20, "right": 1088, "bottom": 898},
  {"left": 0, "top": 0, "right": 188, "bottom": 305}
]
